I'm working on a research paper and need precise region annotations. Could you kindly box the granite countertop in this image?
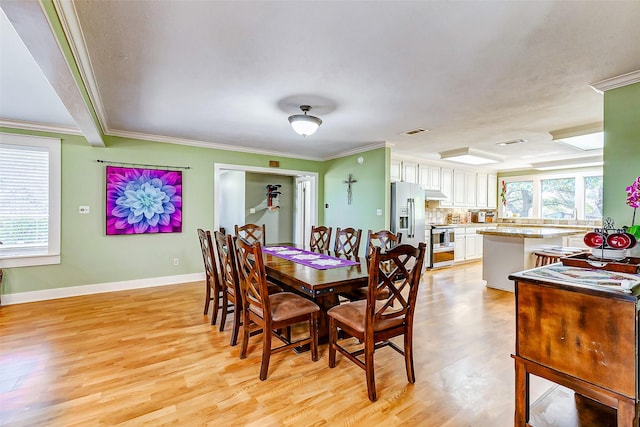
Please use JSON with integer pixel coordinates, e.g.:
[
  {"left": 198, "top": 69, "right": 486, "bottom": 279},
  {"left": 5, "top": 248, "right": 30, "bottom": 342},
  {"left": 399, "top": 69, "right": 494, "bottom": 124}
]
[{"left": 477, "top": 227, "right": 584, "bottom": 238}]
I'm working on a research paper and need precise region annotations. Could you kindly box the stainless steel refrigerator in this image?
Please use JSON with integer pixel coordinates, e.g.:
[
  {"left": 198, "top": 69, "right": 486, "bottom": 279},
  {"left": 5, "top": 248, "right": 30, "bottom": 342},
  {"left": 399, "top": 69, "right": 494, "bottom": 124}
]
[{"left": 390, "top": 182, "right": 425, "bottom": 248}]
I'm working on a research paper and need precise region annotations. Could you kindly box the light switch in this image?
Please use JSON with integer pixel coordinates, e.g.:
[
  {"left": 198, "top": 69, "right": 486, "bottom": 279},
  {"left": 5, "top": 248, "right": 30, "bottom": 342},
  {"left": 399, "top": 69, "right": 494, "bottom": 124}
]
[
  {"left": 376, "top": 209, "right": 382, "bottom": 216},
  {"left": 249, "top": 208, "right": 256, "bottom": 214},
  {"left": 79, "top": 206, "right": 90, "bottom": 214}
]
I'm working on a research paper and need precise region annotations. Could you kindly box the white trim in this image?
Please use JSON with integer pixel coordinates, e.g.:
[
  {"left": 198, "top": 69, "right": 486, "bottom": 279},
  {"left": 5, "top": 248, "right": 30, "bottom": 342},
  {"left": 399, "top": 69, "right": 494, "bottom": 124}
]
[
  {"left": 0, "top": 119, "right": 82, "bottom": 136},
  {"left": 1, "top": 272, "right": 204, "bottom": 305},
  {"left": 323, "top": 141, "right": 393, "bottom": 160},
  {"left": 589, "top": 70, "right": 640, "bottom": 93}
]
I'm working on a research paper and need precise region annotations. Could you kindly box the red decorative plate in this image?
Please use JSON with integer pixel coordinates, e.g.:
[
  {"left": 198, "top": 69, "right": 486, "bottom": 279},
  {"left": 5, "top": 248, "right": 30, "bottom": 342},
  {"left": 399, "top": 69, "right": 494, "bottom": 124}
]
[{"left": 583, "top": 231, "right": 604, "bottom": 248}]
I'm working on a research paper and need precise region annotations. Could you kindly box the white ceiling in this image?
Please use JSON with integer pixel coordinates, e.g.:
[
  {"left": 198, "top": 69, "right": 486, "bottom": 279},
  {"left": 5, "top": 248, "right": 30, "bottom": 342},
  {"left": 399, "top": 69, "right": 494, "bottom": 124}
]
[{"left": 2, "top": 1, "right": 640, "bottom": 170}]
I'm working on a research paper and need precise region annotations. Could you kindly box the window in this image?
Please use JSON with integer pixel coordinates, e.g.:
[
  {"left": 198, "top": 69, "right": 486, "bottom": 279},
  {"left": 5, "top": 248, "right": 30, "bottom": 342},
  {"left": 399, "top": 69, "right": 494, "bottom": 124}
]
[
  {"left": 500, "top": 170, "right": 602, "bottom": 221},
  {"left": 541, "top": 177, "right": 575, "bottom": 219},
  {"left": 584, "top": 176, "right": 603, "bottom": 220},
  {"left": 0, "top": 133, "right": 61, "bottom": 267},
  {"left": 504, "top": 181, "right": 533, "bottom": 218}
]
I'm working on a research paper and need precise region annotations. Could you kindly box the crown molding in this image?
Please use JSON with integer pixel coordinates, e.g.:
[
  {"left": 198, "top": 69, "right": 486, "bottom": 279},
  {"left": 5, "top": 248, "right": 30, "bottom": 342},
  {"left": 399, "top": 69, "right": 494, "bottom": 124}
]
[
  {"left": 0, "top": 119, "right": 83, "bottom": 136},
  {"left": 589, "top": 70, "right": 640, "bottom": 93},
  {"left": 323, "top": 141, "right": 393, "bottom": 161}
]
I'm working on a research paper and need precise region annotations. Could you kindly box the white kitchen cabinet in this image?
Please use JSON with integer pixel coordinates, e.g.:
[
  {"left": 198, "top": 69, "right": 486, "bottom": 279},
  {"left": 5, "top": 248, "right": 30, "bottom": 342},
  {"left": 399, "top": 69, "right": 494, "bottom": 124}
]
[
  {"left": 429, "top": 166, "right": 441, "bottom": 190},
  {"left": 390, "top": 159, "right": 402, "bottom": 182},
  {"left": 477, "top": 172, "right": 488, "bottom": 208},
  {"left": 563, "top": 233, "right": 588, "bottom": 249},
  {"left": 440, "top": 168, "right": 454, "bottom": 207},
  {"left": 454, "top": 228, "right": 465, "bottom": 262},
  {"left": 465, "top": 173, "right": 477, "bottom": 206},
  {"left": 487, "top": 174, "right": 498, "bottom": 209},
  {"left": 476, "top": 233, "right": 484, "bottom": 257},
  {"left": 453, "top": 170, "right": 466, "bottom": 206},
  {"left": 402, "top": 161, "right": 419, "bottom": 184},
  {"left": 419, "top": 164, "right": 442, "bottom": 191}
]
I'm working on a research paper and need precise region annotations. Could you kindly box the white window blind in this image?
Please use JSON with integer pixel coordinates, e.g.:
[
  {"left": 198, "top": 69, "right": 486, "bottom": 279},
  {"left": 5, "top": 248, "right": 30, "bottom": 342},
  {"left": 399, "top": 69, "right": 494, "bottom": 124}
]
[{"left": 0, "top": 133, "right": 60, "bottom": 267}]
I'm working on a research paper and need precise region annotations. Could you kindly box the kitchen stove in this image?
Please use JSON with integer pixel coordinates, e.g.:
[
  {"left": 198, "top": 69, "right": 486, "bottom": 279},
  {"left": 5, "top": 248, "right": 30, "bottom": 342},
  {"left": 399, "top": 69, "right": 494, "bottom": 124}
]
[{"left": 428, "top": 224, "right": 455, "bottom": 268}]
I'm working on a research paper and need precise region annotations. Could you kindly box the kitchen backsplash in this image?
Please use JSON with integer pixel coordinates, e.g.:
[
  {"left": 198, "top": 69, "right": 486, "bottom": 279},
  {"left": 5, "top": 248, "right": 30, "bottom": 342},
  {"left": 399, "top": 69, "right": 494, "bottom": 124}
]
[{"left": 425, "top": 207, "right": 601, "bottom": 227}]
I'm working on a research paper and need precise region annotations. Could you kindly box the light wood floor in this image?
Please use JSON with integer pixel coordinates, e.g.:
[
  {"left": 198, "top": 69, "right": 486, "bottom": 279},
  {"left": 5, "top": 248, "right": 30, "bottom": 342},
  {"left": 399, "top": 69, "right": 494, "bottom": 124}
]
[{"left": 1, "top": 262, "right": 552, "bottom": 426}]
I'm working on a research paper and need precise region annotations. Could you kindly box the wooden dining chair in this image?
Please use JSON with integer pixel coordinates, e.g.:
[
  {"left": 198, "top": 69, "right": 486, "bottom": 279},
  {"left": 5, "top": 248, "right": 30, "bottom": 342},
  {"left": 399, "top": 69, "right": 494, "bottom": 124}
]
[
  {"left": 328, "top": 242, "right": 427, "bottom": 401},
  {"left": 310, "top": 225, "right": 332, "bottom": 252},
  {"left": 334, "top": 227, "right": 363, "bottom": 257},
  {"left": 235, "top": 238, "right": 320, "bottom": 380},
  {"left": 213, "top": 231, "right": 243, "bottom": 345},
  {"left": 234, "top": 223, "right": 266, "bottom": 246},
  {"left": 197, "top": 228, "right": 222, "bottom": 325},
  {"left": 366, "top": 229, "right": 402, "bottom": 258}
]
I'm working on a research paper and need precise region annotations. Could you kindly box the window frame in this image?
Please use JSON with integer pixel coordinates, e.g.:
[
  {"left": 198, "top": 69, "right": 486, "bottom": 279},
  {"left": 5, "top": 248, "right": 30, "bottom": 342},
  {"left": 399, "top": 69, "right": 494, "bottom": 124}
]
[
  {"left": 499, "top": 168, "right": 602, "bottom": 221},
  {"left": 0, "top": 133, "right": 61, "bottom": 268}
]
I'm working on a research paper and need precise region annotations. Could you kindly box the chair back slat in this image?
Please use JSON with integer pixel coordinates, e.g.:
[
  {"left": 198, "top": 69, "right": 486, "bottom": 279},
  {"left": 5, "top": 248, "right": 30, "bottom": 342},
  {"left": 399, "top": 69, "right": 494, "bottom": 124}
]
[
  {"left": 334, "top": 227, "right": 362, "bottom": 257},
  {"left": 366, "top": 230, "right": 402, "bottom": 258},
  {"left": 197, "top": 228, "right": 217, "bottom": 279},
  {"left": 310, "top": 225, "right": 332, "bottom": 252},
  {"left": 213, "top": 231, "right": 240, "bottom": 298},
  {"left": 235, "top": 238, "right": 269, "bottom": 314},
  {"left": 235, "top": 223, "right": 266, "bottom": 246},
  {"left": 366, "top": 243, "right": 426, "bottom": 327}
]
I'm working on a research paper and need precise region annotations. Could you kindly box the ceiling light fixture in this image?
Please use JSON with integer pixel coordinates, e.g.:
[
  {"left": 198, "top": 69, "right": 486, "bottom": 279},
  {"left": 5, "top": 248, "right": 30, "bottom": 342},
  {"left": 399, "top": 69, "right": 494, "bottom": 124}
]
[
  {"left": 530, "top": 155, "right": 603, "bottom": 171},
  {"left": 439, "top": 147, "right": 502, "bottom": 165},
  {"left": 288, "top": 105, "right": 322, "bottom": 136},
  {"left": 550, "top": 123, "right": 603, "bottom": 151}
]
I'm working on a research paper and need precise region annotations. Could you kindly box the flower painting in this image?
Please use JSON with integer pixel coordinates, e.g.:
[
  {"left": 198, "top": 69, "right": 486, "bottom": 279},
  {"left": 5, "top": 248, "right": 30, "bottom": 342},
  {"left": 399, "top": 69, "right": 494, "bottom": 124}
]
[{"left": 106, "top": 166, "right": 182, "bottom": 235}]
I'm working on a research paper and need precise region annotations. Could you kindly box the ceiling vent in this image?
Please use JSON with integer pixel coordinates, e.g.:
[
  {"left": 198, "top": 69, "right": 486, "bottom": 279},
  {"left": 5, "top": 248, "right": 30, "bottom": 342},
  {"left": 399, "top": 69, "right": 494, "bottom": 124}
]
[
  {"left": 496, "top": 138, "right": 527, "bottom": 146},
  {"left": 401, "top": 128, "right": 427, "bottom": 136}
]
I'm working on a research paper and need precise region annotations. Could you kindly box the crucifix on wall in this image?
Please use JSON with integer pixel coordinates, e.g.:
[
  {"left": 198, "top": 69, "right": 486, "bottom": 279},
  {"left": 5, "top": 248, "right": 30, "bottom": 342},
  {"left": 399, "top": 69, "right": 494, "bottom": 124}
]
[{"left": 344, "top": 173, "right": 357, "bottom": 205}]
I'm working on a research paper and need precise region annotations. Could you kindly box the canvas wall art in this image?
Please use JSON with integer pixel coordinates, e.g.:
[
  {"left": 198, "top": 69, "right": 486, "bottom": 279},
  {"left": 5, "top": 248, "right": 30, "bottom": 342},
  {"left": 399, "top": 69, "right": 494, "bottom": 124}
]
[{"left": 106, "top": 166, "right": 182, "bottom": 235}]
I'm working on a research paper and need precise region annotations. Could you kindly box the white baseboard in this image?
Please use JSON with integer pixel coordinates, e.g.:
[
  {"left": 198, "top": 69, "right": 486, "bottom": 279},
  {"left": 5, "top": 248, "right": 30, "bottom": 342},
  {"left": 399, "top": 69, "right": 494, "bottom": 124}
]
[{"left": 1, "top": 272, "right": 205, "bottom": 305}]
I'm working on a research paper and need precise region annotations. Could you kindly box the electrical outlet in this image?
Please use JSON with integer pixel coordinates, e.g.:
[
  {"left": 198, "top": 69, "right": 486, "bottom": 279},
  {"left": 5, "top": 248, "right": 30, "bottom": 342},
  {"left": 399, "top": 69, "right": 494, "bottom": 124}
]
[
  {"left": 376, "top": 208, "right": 383, "bottom": 216},
  {"left": 79, "top": 206, "right": 90, "bottom": 214},
  {"left": 249, "top": 208, "right": 256, "bottom": 214},
  {"left": 173, "top": 258, "right": 179, "bottom": 266}
]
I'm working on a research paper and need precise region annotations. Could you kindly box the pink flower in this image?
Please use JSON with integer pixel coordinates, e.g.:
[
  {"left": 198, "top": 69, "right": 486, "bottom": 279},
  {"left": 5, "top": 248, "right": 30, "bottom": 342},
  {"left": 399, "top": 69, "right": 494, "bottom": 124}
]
[{"left": 626, "top": 176, "right": 640, "bottom": 209}]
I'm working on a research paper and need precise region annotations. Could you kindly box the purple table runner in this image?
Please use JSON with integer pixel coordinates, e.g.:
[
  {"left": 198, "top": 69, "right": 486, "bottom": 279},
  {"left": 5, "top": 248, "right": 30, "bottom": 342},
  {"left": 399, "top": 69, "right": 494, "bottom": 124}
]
[{"left": 262, "top": 246, "right": 359, "bottom": 270}]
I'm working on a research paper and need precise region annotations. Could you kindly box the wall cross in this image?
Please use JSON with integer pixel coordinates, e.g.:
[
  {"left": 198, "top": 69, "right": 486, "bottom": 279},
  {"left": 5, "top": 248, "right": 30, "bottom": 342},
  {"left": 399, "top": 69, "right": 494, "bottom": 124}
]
[{"left": 344, "top": 173, "right": 357, "bottom": 205}]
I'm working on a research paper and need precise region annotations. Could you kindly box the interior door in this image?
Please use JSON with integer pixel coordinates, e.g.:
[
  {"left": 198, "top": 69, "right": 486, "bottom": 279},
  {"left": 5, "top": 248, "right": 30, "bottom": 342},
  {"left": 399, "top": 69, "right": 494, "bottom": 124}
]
[{"left": 295, "top": 177, "right": 312, "bottom": 246}]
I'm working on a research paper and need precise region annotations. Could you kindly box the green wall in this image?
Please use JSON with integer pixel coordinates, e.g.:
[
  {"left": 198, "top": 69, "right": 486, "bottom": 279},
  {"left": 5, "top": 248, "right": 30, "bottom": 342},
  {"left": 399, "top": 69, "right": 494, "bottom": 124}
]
[
  {"left": 323, "top": 148, "right": 389, "bottom": 256},
  {"left": 0, "top": 129, "right": 325, "bottom": 294},
  {"left": 602, "top": 82, "right": 640, "bottom": 230},
  {"left": 1, "top": 128, "right": 391, "bottom": 296}
]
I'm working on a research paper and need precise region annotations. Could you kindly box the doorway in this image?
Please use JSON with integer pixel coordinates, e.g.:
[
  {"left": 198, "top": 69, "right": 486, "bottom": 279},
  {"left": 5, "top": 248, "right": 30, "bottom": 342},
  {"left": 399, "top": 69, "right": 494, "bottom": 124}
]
[{"left": 214, "top": 163, "right": 318, "bottom": 246}]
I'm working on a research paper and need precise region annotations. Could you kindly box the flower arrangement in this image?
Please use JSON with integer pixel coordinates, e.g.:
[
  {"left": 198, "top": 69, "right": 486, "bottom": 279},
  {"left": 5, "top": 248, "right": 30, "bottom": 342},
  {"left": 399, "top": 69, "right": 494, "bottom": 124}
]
[
  {"left": 500, "top": 180, "right": 507, "bottom": 206},
  {"left": 625, "top": 175, "right": 640, "bottom": 237}
]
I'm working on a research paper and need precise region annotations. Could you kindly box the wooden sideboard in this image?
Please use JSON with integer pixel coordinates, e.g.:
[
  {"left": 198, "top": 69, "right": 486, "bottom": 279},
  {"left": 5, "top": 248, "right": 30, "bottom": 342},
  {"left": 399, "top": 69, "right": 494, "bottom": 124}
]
[{"left": 509, "top": 267, "right": 639, "bottom": 426}]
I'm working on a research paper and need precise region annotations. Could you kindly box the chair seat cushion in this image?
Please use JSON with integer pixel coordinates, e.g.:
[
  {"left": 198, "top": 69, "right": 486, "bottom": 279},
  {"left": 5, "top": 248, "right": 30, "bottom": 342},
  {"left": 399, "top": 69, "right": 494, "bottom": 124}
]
[
  {"left": 250, "top": 292, "right": 319, "bottom": 322},
  {"left": 327, "top": 300, "right": 405, "bottom": 333}
]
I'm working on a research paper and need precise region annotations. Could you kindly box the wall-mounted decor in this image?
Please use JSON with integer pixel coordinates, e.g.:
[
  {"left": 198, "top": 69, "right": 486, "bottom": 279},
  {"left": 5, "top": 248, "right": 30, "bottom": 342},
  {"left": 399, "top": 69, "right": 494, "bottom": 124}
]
[
  {"left": 106, "top": 166, "right": 182, "bottom": 235},
  {"left": 344, "top": 173, "right": 357, "bottom": 205}
]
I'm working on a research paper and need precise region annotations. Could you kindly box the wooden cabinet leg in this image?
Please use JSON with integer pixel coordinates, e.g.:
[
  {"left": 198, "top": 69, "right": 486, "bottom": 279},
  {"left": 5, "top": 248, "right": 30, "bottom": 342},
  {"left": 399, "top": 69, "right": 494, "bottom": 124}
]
[
  {"left": 514, "top": 359, "right": 529, "bottom": 426},
  {"left": 617, "top": 399, "right": 637, "bottom": 427}
]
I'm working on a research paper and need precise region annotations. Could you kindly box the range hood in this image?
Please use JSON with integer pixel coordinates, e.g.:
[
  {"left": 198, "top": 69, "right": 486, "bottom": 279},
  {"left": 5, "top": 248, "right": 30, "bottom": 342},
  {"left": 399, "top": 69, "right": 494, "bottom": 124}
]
[{"left": 424, "top": 189, "right": 449, "bottom": 201}]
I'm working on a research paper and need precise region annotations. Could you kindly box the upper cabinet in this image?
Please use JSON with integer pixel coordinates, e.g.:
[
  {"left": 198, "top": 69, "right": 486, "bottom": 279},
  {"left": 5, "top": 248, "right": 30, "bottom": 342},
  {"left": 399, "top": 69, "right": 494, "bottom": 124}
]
[
  {"left": 487, "top": 174, "right": 498, "bottom": 209},
  {"left": 391, "top": 157, "right": 497, "bottom": 210}
]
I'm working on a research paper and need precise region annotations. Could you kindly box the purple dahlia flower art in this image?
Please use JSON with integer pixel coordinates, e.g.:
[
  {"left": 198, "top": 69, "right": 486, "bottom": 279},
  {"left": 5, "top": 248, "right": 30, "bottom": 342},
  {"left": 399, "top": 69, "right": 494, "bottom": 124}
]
[{"left": 106, "top": 166, "right": 182, "bottom": 235}]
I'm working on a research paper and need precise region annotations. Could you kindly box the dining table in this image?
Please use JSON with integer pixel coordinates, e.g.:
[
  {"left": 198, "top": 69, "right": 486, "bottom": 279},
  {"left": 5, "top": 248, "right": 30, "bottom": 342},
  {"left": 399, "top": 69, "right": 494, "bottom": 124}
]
[{"left": 261, "top": 243, "right": 369, "bottom": 343}]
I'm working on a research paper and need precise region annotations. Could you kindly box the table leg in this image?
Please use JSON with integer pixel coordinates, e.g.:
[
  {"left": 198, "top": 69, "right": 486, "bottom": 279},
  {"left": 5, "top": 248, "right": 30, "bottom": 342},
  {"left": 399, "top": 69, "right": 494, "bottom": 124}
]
[
  {"left": 617, "top": 398, "right": 637, "bottom": 427},
  {"left": 514, "top": 357, "right": 530, "bottom": 426}
]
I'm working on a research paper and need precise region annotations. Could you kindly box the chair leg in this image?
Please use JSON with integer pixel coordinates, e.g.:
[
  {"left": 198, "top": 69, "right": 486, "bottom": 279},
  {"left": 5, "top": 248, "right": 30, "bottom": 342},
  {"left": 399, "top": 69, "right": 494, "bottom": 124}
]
[
  {"left": 240, "top": 309, "right": 250, "bottom": 359},
  {"left": 230, "top": 299, "right": 241, "bottom": 347},
  {"left": 203, "top": 276, "right": 211, "bottom": 315},
  {"left": 259, "top": 327, "right": 272, "bottom": 381},
  {"left": 211, "top": 282, "right": 220, "bottom": 326},
  {"left": 404, "top": 327, "right": 415, "bottom": 383},
  {"left": 328, "top": 317, "right": 337, "bottom": 368},
  {"left": 219, "top": 290, "right": 228, "bottom": 332},
  {"left": 310, "top": 313, "right": 319, "bottom": 362},
  {"left": 364, "top": 339, "right": 377, "bottom": 401}
]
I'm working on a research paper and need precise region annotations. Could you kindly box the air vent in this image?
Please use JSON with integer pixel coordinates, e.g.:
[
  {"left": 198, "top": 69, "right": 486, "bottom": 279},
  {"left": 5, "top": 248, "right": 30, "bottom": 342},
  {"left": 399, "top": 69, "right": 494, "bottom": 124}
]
[
  {"left": 496, "top": 138, "right": 527, "bottom": 146},
  {"left": 401, "top": 128, "right": 428, "bottom": 136}
]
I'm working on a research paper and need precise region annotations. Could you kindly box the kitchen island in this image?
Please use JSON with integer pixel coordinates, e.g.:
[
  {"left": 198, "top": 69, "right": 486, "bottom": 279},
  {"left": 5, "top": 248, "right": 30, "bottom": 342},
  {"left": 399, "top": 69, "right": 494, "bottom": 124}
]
[
  {"left": 509, "top": 265, "right": 639, "bottom": 426},
  {"left": 477, "top": 226, "right": 583, "bottom": 291}
]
